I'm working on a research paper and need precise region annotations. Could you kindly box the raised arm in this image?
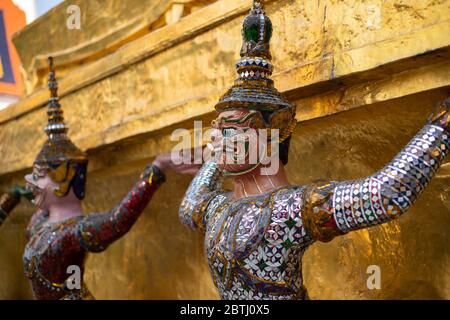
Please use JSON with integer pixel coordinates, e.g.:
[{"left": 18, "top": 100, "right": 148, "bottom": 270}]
[
  {"left": 179, "top": 160, "right": 224, "bottom": 233},
  {"left": 0, "top": 186, "right": 33, "bottom": 227},
  {"left": 77, "top": 164, "right": 165, "bottom": 252},
  {"left": 0, "top": 192, "right": 19, "bottom": 227},
  {"left": 303, "top": 99, "right": 450, "bottom": 242}
]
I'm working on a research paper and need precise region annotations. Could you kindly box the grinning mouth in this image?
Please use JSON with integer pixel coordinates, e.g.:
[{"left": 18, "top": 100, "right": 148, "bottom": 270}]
[
  {"left": 26, "top": 183, "right": 41, "bottom": 204},
  {"left": 26, "top": 182, "right": 36, "bottom": 194}
]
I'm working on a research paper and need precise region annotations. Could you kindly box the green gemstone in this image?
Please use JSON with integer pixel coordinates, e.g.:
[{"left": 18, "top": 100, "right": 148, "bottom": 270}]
[
  {"left": 285, "top": 218, "right": 296, "bottom": 229},
  {"left": 244, "top": 25, "right": 259, "bottom": 42},
  {"left": 282, "top": 238, "right": 293, "bottom": 249},
  {"left": 257, "top": 260, "right": 268, "bottom": 270},
  {"left": 264, "top": 22, "right": 273, "bottom": 43}
]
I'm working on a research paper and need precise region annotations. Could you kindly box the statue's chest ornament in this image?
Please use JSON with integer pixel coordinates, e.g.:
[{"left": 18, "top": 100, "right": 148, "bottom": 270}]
[
  {"left": 207, "top": 193, "right": 274, "bottom": 289},
  {"left": 24, "top": 224, "right": 60, "bottom": 277},
  {"left": 23, "top": 217, "right": 81, "bottom": 290}
]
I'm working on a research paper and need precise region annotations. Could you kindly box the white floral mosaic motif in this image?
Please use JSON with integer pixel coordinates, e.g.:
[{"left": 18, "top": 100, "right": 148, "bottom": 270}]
[{"left": 202, "top": 187, "right": 313, "bottom": 300}]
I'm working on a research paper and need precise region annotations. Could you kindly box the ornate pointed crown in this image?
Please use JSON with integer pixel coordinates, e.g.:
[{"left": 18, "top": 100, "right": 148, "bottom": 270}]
[
  {"left": 34, "top": 57, "right": 88, "bottom": 166},
  {"left": 214, "top": 1, "right": 296, "bottom": 137}
]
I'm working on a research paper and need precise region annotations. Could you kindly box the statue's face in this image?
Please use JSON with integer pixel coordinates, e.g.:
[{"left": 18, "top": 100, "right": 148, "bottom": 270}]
[
  {"left": 24, "top": 165, "right": 60, "bottom": 209},
  {"left": 211, "top": 109, "right": 267, "bottom": 175}
]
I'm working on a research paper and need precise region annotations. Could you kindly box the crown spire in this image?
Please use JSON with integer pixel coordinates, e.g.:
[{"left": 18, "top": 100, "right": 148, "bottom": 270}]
[
  {"left": 214, "top": 1, "right": 293, "bottom": 113},
  {"left": 240, "top": 0, "right": 272, "bottom": 61},
  {"left": 45, "top": 56, "right": 68, "bottom": 138},
  {"left": 34, "top": 58, "right": 87, "bottom": 166}
]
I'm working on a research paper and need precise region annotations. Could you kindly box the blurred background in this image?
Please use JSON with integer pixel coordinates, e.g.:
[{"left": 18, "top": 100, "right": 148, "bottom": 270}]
[
  {"left": 0, "top": 0, "right": 63, "bottom": 109},
  {"left": 14, "top": 0, "right": 64, "bottom": 23}
]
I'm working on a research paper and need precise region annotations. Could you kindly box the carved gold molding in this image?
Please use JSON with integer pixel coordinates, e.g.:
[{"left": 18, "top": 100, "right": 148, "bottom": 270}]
[{"left": 2, "top": 0, "right": 252, "bottom": 124}]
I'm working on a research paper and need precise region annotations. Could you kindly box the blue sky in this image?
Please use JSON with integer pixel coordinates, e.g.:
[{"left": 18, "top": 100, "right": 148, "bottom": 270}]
[{"left": 35, "top": 0, "right": 64, "bottom": 17}]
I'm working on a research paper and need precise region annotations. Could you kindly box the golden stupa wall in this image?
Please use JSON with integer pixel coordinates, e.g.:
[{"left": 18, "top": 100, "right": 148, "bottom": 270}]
[{"left": 0, "top": 0, "right": 449, "bottom": 299}]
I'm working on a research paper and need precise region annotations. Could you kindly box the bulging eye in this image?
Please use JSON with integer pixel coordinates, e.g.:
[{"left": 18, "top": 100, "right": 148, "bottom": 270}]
[
  {"left": 32, "top": 173, "right": 39, "bottom": 181},
  {"left": 222, "top": 128, "right": 237, "bottom": 137}
]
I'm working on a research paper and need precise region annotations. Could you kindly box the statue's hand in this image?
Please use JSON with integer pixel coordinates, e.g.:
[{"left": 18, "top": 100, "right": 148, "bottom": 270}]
[
  {"left": 10, "top": 185, "right": 34, "bottom": 201},
  {"left": 152, "top": 148, "right": 203, "bottom": 176},
  {"left": 428, "top": 97, "right": 450, "bottom": 129}
]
